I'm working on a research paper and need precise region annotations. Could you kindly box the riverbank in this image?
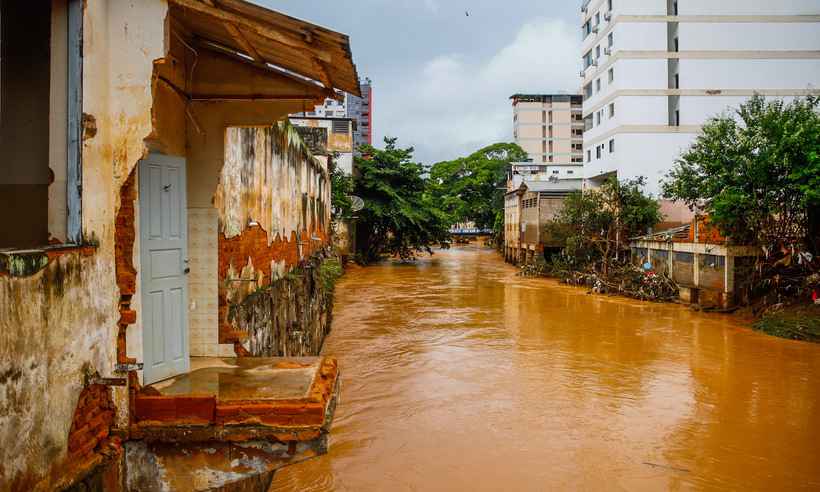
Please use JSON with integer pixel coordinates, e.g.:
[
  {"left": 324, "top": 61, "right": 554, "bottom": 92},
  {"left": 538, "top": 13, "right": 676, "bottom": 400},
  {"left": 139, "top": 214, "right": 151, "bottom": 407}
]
[
  {"left": 753, "top": 304, "right": 820, "bottom": 342},
  {"left": 517, "top": 258, "right": 820, "bottom": 344}
]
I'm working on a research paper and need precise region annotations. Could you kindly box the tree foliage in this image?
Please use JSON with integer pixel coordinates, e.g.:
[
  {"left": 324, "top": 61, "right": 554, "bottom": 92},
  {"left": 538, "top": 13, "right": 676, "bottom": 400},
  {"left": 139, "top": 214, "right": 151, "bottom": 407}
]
[
  {"left": 662, "top": 95, "right": 820, "bottom": 252},
  {"left": 329, "top": 158, "right": 354, "bottom": 222},
  {"left": 353, "top": 138, "right": 451, "bottom": 263},
  {"left": 548, "top": 176, "right": 661, "bottom": 272},
  {"left": 427, "top": 143, "right": 527, "bottom": 230}
]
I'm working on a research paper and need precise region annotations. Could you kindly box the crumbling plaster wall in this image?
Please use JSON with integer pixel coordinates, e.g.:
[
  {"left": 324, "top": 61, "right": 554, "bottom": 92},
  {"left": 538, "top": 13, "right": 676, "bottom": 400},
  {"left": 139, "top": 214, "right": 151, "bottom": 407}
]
[
  {"left": 216, "top": 124, "right": 332, "bottom": 349},
  {"left": 0, "top": 1, "right": 168, "bottom": 490}
]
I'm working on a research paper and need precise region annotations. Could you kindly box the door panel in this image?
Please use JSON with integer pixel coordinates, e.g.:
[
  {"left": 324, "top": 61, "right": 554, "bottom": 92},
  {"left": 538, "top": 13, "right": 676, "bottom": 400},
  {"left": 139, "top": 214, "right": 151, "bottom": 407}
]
[{"left": 139, "top": 154, "right": 189, "bottom": 384}]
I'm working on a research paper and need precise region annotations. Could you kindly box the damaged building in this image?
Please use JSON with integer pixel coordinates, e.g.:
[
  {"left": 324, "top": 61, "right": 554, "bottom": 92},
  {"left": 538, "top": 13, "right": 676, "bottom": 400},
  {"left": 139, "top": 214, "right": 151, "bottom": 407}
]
[{"left": 0, "top": 0, "right": 359, "bottom": 490}]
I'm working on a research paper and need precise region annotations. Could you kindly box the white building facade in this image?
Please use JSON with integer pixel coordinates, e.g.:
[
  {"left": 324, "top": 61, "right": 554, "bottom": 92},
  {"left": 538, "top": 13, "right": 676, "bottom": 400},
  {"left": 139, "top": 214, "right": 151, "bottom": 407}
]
[{"left": 580, "top": 0, "right": 820, "bottom": 194}]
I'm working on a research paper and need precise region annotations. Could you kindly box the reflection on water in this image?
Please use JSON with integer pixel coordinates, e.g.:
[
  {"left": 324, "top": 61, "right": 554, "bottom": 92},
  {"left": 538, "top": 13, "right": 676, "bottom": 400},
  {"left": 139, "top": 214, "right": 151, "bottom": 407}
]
[{"left": 271, "top": 246, "right": 820, "bottom": 491}]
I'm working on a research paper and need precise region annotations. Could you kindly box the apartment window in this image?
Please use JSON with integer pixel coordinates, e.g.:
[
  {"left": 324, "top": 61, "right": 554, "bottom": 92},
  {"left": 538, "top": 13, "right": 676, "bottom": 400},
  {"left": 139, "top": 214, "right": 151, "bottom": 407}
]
[
  {"left": 608, "top": 32, "right": 614, "bottom": 48},
  {"left": 596, "top": 78, "right": 601, "bottom": 93},
  {"left": 673, "top": 1, "right": 678, "bottom": 15},
  {"left": 608, "top": 68, "right": 614, "bottom": 83},
  {"left": 675, "top": 109, "right": 681, "bottom": 126},
  {"left": 595, "top": 45, "right": 601, "bottom": 60},
  {"left": 675, "top": 73, "right": 680, "bottom": 89},
  {"left": 609, "top": 103, "right": 615, "bottom": 118},
  {"left": 596, "top": 146, "right": 602, "bottom": 159},
  {"left": 674, "top": 37, "right": 679, "bottom": 52},
  {"left": 567, "top": 170, "right": 575, "bottom": 175},
  {"left": 595, "top": 13, "right": 600, "bottom": 26},
  {"left": 608, "top": 0, "right": 613, "bottom": 11},
  {"left": 583, "top": 50, "right": 593, "bottom": 68},
  {"left": 552, "top": 170, "right": 560, "bottom": 175},
  {"left": 587, "top": 150, "right": 591, "bottom": 162},
  {"left": 584, "top": 83, "right": 593, "bottom": 100},
  {"left": 583, "top": 21, "right": 591, "bottom": 37},
  {"left": 609, "top": 139, "right": 615, "bottom": 153}
]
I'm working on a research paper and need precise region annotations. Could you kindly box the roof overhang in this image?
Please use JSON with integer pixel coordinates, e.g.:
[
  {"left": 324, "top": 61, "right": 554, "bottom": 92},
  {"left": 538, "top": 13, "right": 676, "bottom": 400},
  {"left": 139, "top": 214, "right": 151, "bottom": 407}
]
[{"left": 168, "top": 0, "right": 361, "bottom": 97}]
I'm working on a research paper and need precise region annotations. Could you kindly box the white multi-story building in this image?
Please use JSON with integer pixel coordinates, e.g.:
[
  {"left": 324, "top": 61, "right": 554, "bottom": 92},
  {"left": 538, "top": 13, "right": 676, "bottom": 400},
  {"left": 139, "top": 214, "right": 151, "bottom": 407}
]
[{"left": 580, "top": 0, "right": 820, "bottom": 194}]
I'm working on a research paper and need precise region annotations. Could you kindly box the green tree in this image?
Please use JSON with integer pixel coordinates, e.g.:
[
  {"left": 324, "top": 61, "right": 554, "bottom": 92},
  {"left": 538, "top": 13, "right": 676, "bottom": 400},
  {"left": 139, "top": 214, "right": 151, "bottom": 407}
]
[
  {"left": 427, "top": 143, "right": 527, "bottom": 230},
  {"left": 548, "top": 176, "right": 661, "bottom": 273},
  {"left": 662, "top": 95, "right": 820, "bottom": 253},
  {"left": 329, "top": 158, "right": 354, "bottom": 223},
  {"left": 354, "top": 138, "right": 451, "bottom": 263}
]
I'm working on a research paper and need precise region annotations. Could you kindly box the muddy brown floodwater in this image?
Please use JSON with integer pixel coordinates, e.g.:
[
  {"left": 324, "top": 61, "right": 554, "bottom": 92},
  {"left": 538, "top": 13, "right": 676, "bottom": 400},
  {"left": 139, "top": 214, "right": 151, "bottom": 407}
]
[{"left": 270, "top": 246, "right": 820, "bottom": 491}]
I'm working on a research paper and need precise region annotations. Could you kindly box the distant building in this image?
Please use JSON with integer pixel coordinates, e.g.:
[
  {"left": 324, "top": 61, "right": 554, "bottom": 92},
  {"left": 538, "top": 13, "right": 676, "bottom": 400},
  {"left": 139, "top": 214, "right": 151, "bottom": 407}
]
[
  {"left": 507, "top": 161, "right": 583, "bottom": 191},
  {"left": 346, "top": 78, "right": 373, "bottom": 151},
  {"left": 511, "top": 94, "right": 585, "bottom": 177},
  {"left": 580, "top": 0, "right": 820, "bottom": 193},
  {"left": 631, "top": 216, "right": 758, "bottom": 309},
  {"left": 292, "top": 78, "right": 372, "bottom": 153},
  {"left": 293, "top": 95, "right": 348, "bottom": 118},
  {"left": 504, "top": 179, "right": 584, "bottom": 264},
  {"left": 289, "top": 116, "right": 355, "bottom": 174}
]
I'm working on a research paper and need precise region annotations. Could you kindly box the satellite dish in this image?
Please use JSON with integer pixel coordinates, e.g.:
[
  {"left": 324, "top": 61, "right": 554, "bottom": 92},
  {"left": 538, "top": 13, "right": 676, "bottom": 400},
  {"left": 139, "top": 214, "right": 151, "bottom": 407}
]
[{"left": 349, "top": 195, "right": 365, "bottom": 212}]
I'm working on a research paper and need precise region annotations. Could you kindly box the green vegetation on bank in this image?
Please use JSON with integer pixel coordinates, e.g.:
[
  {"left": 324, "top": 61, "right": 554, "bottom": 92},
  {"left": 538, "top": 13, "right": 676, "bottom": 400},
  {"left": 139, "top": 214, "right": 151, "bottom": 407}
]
[
  {"left": 345, "top": 139, "right": 526, "bottom": 264},
  {"left": 352, "top": 138, "right": 451, "bottom": 263},
  {"left": 753, "top": 304, "right": 820, "bottom": 343},
  {"left": 427, "top": 143, "right": 527, "bottom": 236},
  {"left": 545, "top": 176, "right": 661, "bottom": 276}
]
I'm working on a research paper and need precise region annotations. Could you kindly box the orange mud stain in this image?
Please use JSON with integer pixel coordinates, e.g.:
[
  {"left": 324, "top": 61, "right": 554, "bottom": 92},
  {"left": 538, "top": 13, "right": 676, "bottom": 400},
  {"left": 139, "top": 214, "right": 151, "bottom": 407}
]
[{"left": 271, "top": 246, "right": 820, "bottom": 491}]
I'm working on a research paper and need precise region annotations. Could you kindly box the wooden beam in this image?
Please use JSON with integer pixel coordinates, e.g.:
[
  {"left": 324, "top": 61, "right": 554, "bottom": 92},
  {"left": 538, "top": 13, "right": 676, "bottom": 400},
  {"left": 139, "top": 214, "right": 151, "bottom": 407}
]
[
  {"left": 312, "top": 59, "right": 333, "bottom": 90},
  {"left": 169, "top": 0, "right": 331, "bottom": 62},
  {"left": 222, "top": 22, "right": 264, "bottom": 63}
]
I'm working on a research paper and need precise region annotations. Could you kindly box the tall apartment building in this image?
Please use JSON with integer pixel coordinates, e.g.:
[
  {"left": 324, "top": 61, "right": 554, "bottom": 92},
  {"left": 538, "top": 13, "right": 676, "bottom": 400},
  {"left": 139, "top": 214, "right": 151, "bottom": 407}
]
[
  {"left": 580, "top": 0, "right": 820, "bottom": 193},
  {"left": 511, "top": 94, "right": 585, "bottom": 179},
  {"left": 346, "top": 78, "right": 373, "bottom": 150}
]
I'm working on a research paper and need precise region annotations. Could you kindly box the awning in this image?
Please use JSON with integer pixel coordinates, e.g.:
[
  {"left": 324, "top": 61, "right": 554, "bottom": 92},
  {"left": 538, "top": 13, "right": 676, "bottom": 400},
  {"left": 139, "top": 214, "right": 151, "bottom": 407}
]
[{"left": 169, "top": 0, "right": 361, "bottom": 96}]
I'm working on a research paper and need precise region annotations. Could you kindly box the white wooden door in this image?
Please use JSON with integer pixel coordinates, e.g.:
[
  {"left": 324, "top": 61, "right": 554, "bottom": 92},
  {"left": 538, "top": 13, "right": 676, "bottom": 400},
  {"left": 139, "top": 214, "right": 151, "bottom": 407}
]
[{"left": 139, "top": 154, "right": 190, "bottom": 384}]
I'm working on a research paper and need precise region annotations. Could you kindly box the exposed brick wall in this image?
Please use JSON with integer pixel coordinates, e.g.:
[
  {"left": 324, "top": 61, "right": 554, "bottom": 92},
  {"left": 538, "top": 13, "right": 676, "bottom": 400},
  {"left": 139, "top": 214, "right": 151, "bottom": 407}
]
[
  {"left": 688, "top": 216, "right": 726, "bottom": 245},
  {"left": 217, "top": 224, "right": 329, "bottom": 347},
  {"left": 67, "top": 385, "right": 117, "bottom": 459},
  {"left": 115, "top": 168, "right": 138, "bottom": 366}
]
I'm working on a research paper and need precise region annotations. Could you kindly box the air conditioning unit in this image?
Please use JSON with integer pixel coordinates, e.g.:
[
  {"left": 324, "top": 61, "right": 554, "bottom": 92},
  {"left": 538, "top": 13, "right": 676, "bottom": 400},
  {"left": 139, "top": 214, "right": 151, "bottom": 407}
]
[
  {"left": 592, "top": 26, "right": 599, "bottom": 34},
  {"left": 604, "top": 12, "right": 612, "bottom": 21},
  {"left": 604, "top": 47, "right": 612, "bottom": 56},
  {"left": 580, "top": 70, "right": 587, "bottom": 78},
  {"left": 592, "top": 60, "right": 599, "bottom": 67}
]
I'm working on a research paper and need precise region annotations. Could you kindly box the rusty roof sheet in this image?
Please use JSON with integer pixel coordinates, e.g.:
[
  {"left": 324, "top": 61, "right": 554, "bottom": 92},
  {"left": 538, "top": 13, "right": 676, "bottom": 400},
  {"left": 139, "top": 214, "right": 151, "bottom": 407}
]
[{"left": 169, "top": 0, "right": 361, "bottom": 96}]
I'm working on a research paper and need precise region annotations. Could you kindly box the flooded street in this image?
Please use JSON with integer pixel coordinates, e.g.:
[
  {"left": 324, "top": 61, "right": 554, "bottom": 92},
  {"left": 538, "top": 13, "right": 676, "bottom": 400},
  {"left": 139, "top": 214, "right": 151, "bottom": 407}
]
[{"left": 271, "top": 246, "right": 820, "bottom": 491}]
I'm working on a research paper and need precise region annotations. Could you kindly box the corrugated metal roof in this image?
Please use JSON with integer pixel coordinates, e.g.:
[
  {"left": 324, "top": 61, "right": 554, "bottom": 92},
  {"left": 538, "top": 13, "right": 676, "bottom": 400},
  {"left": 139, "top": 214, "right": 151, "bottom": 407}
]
[
  {"left": 631, "top": 223, "right": 692, "bottom": 242},
  {"left": 169, "top": 0, "right": 361, "bottom": 96}
]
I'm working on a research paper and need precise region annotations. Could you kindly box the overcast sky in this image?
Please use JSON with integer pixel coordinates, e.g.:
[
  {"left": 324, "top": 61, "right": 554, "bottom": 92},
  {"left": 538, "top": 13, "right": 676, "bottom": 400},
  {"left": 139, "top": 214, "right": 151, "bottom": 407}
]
[{"left": 258, "top": 1, "right": 582, "bottom": 165}]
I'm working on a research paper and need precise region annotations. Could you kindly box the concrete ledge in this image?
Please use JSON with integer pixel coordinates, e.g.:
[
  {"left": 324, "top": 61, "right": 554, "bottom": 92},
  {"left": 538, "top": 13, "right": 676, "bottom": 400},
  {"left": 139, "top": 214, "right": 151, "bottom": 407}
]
[{"left": 132, "top": 356, "right": 339, "bottom": 444}]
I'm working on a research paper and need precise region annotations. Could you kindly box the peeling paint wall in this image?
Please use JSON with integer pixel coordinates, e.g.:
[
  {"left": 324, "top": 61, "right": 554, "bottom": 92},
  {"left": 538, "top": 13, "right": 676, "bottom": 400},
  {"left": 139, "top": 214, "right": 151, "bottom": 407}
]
[
  {"left": 215, "top": 123, "right": 332, "bottom": 349},
  {"left": 217, "top": 123, "right": 330, "bottom": 241}
]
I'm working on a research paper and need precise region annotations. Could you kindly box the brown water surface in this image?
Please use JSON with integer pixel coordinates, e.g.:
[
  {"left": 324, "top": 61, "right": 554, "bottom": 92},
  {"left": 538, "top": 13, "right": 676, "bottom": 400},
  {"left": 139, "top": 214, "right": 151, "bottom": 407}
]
[{"left": 271, "top": 246, "right": 820, "bottom": 491}]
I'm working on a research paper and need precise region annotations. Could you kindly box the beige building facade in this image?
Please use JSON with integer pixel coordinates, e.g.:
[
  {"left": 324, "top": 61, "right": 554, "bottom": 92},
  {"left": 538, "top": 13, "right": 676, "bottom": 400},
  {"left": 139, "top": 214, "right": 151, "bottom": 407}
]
[{"left": 511, "top": 94, "right": 585, "bottom": 177}]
